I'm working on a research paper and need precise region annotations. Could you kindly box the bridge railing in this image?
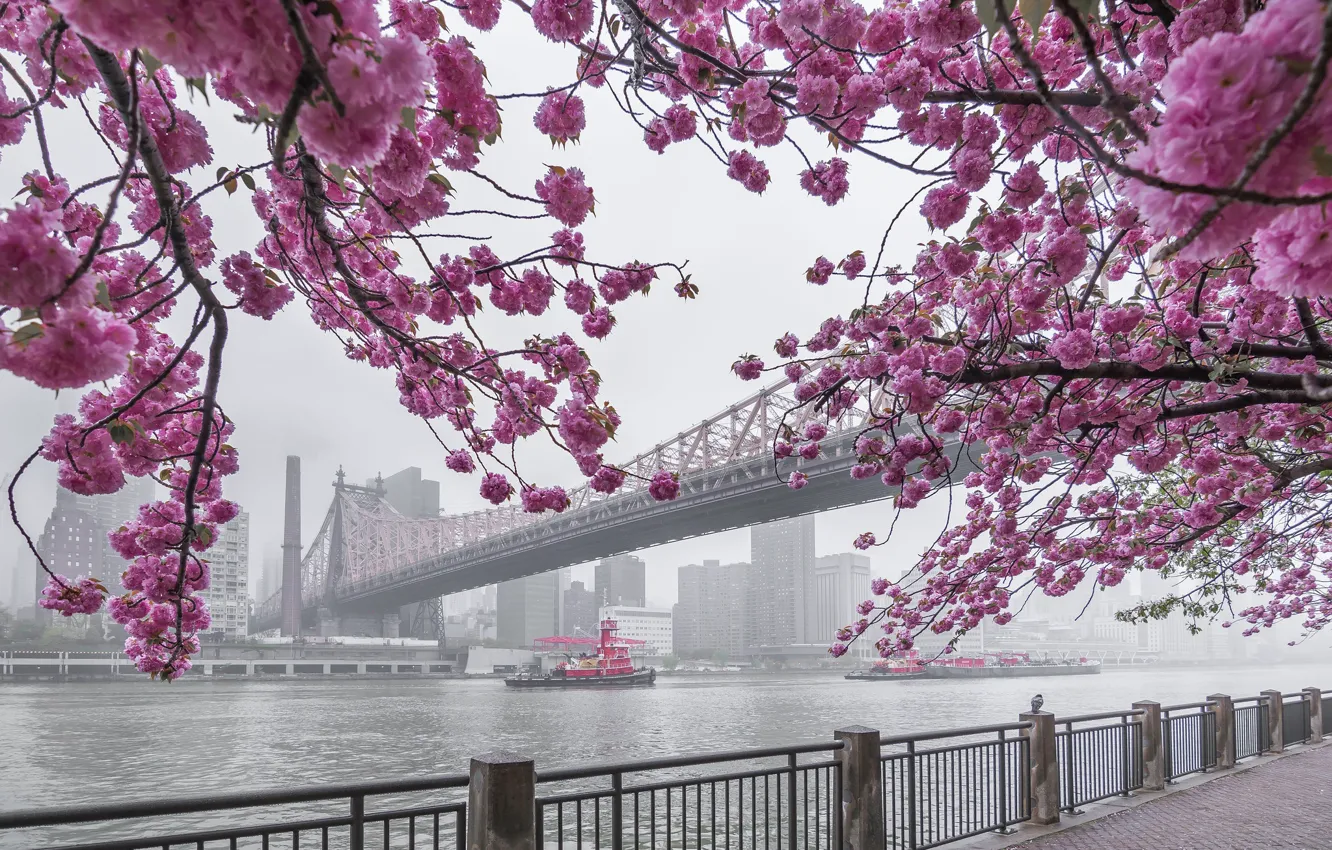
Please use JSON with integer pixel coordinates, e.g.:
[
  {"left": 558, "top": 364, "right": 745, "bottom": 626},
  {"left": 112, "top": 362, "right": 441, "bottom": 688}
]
[{"left": 3, "top": 686, "right": 1329, "bottom": 850}]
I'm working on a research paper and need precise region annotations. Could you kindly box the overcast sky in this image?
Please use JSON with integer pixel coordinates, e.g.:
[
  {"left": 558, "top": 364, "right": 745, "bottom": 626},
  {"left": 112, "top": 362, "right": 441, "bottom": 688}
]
[{"left": 0, "top": 16, "right": 959, "bottom": 610}]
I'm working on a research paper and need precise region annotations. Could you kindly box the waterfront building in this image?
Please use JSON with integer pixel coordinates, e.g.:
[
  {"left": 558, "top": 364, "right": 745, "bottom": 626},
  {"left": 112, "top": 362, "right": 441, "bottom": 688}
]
[
  {"left": 674, "top": 559, "right": 750, "bottom": 658},
  {"left": 813, "top": 553, "right": 873, "bottom": 657},
  {"left": 599, "top": 604, "right": 673, "bottom": 657},
  {"left": 595, "top": 554, "right": 646, "bottom": 607},
  {"left": 497, "top": 572, "right": 559, "bottom": 647},
  {"left": 199, "top": 512, "right": 250, "bottom": 639},
  {"left": 563, "top": 580, "right": 599, "bottom": 638},
  {"left": 746, "top": 516, "right": 816, "bottom": 647}
]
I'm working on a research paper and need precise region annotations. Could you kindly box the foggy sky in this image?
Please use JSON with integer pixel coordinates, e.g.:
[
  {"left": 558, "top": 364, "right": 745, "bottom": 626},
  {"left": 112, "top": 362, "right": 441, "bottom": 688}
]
[{"left": 0, "top": 14, "right": 964, "bottom": 611}]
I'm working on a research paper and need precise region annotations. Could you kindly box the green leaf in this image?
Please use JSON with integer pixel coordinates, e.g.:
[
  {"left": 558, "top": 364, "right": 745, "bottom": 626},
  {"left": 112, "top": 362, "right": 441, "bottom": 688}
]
[
  {"left": 194, "top": 525, "right": 214, "bottom": 549},
  {"left": 1068, "top": 0, "right": 1100, "bottom": 17},
  {"left": 401, "top": 106, "right": 417, "bottom": 135},
  {"left": 11, "top": 323, "right": 42, "bottom": 345},
  {"left": 1313, "top": 145, "right": 1332, "bottom": 178},
  {"left": 95, "top": 279, "right": 112, "bottom": 310},
  {"left": 1019, "top": 0, "right": 1051, "bottom": 31},
  {"left": 427, "top": 173, "right": 454, "bottom": 195},
  {"left": 975, "top": 0, "right": 1001, "bottom": 35},
  {"left": 184, "top": 77, "right": 210, "bottom": 105},
  {"left": 138, "top": 49, "right": 163, "bottom": 79},
  {"left": 107, "top": 421, "right": 135, "bottom": 445},
  {"left": 327, "top": 163, "right": 348, "bottom": 189},
  {"left": 240, "top": 172, "right": 257, "bottom": 191},
  {"left": 216, "top": 166, "right": 229, "bottom": 181}
]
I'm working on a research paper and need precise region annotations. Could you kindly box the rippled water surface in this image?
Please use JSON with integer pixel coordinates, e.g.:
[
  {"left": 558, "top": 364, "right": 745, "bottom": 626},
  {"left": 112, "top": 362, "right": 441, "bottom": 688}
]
[{"left": 2, "top": 663, "right": 1330, "bottom": 846}]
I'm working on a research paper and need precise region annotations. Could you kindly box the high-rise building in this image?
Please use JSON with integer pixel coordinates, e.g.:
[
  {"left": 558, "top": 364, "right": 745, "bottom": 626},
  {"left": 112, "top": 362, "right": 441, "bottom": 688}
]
[
  {"left": 600, "top": 604, "right": 673, "bottom": 657},
  {"left": 747, "top": 516, "right": 816, "bottom": 647},
  {"left": 69, "top": 477, "right": 154, "bottom": 537},
  {"left": 553, "top": 567, "right": 571, "bottom": 633},
  {"left": 675, "top": 559, "right": 750, "bottom": 658},
  {"left": 595, "top": 554, "right": 646, "bottom": 608},
  {"left": 375, "top": 467, "right": 441, "bottom": 518},
  {"left": 497, "top": 573, "right": 559, "bottom": 647},
  {"left": 563, "top": 580, "right": 599, "bottom": 638},
  {"left": 376, "top": 467, "right": 444, "bottom": 635},
  {"left": 33, "top": 490, "right": 107, "bottom": 624},
  {"left": 813, "top": 553, "right": 873, "bottom": 654},
  {"left": 200, "top": 512, "right": 250, "bottom": 639}
]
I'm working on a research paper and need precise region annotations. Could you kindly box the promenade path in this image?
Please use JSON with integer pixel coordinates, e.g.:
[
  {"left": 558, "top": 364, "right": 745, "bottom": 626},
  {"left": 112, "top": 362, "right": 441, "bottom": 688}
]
[{"left": 1010, "top": 743, "right": 1332, "bottom": 849}]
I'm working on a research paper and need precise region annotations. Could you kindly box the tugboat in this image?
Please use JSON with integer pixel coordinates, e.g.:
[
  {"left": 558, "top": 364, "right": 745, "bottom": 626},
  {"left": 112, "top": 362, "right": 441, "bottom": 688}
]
[
  {"left": 505, "top": 618, "right": 657, "bottom": 688},
  {"left": 845, "top": 653, "right": 928, "bottom": 681}
]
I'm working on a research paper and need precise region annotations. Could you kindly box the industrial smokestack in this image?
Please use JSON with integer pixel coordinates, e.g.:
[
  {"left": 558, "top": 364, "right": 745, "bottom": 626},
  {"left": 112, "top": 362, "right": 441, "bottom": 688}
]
[{"left": 280, "top": 455, "right": 302, "bottom": 636}]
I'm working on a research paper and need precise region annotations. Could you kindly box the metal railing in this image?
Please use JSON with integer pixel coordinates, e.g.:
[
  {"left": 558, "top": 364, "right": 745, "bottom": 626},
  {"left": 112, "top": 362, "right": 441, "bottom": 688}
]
[
  {"left": 1054, "top": 710, "right": 1143, "bottom": 812},
  {"left": 1282, "top": 693, "right": 1311, "bottom": 747},
  {"left": 534, "top": 741, "right": 843, "bottom": 850},
  {"left": 1323, "top": 695, "right": 1332, "bottom": 736},
  {"left": 1162, "top": 702, "right": 1217, "bottom": 781},
  {"left": 0, "top": 773, "right": 468, "bottom": 850},
  {"left": 880, "top": 723, "right": 1031, "bottom": 849},
  {"left": 1233, "top": 697, "right": 1271, "bottom": 761}
]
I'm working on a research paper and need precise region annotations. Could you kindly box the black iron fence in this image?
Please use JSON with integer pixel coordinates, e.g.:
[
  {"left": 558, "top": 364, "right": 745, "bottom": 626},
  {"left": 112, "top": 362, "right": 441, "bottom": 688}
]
[
  {"left": 1234, "top": 698, "right": 1271, "bottom": 761},
  {"left": 3, "top": 687, "right": 1328, "bottom": 850},
  {"left": 0, "top": 773, "right": 468, "bottom": 850},
  {"left": 534, "top": 742, "right": 842, "bottom": 850},
  {"left": 1162, "top": 702, "right": 1217, "bottom": 781},
  {"left": 880, "top": 723, "right": 1030, "bottom": 849},
  {"left": 1282, "top": 693, "right": 1312, "bottom": 748},
  {"left": 1055, "top": 710, "right": 1143, "bottom": 812}
]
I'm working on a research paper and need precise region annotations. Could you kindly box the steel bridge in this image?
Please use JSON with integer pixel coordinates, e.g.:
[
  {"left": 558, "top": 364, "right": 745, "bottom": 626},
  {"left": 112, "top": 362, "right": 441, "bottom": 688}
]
[{"left": 251, "top": 377, "right": 980, "bottom": 635}]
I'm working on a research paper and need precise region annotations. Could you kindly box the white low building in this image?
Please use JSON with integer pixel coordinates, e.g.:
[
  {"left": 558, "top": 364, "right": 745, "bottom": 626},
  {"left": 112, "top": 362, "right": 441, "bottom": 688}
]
[{"left": 599, "top": 605, "right": 673, "bottom": 657}]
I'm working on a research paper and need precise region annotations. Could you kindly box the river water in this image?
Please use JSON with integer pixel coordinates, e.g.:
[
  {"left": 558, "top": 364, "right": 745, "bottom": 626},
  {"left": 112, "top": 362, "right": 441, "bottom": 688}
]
[{"left": 2, "top": 663, "right": 1330, "bottom": 846}]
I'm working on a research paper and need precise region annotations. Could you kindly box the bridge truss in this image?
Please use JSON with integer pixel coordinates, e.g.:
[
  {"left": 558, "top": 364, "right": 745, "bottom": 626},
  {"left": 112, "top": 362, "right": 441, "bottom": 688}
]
[{"left": 252, "top": 375, "right": 957, "bottom": 632}]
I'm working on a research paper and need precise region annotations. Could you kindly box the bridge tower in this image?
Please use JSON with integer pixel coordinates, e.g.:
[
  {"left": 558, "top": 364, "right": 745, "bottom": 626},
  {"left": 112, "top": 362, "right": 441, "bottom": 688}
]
[{"left": 280, "top": 455, "right": 303, "bottom": 636}]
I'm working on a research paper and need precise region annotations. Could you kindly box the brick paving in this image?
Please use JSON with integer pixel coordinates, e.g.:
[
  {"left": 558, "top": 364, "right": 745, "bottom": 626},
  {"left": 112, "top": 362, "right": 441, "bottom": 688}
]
[{"left": 1012, "top": 745, "right": 1332, "bottom": 849}]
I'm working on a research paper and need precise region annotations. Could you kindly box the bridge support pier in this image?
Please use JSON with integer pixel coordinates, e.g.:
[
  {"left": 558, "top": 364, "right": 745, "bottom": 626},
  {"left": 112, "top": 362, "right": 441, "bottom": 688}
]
[
  {"left": 382, "top": 613, "right": 400, "bottom": 639},
  {"left": 318, "top": 608, "right": 339, "bottom": 638}
]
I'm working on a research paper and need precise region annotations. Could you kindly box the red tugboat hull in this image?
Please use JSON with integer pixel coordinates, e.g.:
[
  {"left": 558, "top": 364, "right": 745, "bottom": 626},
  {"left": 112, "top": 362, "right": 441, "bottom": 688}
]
[{"left": 504, "top": 668, "right": 656, "bottom": 688}]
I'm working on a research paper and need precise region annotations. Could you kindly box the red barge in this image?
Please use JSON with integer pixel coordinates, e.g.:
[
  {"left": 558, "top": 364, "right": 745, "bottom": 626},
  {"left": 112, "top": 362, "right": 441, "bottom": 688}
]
[{"left": 505, "top": 618, "right": 656, "bottom": 688}]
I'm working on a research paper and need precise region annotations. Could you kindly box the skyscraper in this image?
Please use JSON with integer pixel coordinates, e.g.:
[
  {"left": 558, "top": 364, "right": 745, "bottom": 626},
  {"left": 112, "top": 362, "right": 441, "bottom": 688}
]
[
  {"left": 200, "top": 513, "right": 250, "bottom": 638},
  {"left": 563, "top": 580, "right": 599, "bottom": 637},
  {"left": 375, "top": 467, "right": 441, "bottom": 518},
  {"left": 497, "top": 573, "right": 559, "bottom": 647},
  {"left": 675, "top": 559, "right": 750, "bottom": 657},
  {"left": 595, "top": 554, "right": 646, "bottom": 607},
  {"left": 813, "top": 553, "right": 872, "bottom": 655},
  {"left": 747, "top": 516, "right": 816, "bottom": 647},
  {"left": 33, "top": 490, "right": 107, "bottom": 624}
]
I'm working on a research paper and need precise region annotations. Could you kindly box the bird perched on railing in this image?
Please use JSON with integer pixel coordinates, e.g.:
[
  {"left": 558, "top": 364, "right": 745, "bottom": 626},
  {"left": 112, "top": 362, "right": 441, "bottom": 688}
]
[{"left": 1031, "top": 694, "right": 1044, "bottom": 713}]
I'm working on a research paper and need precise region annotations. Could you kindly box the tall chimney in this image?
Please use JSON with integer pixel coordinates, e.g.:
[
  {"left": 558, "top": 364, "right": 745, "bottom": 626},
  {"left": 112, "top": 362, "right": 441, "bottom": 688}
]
[{"left": 280, "top": 455, "right": 302, "bottom": 636}]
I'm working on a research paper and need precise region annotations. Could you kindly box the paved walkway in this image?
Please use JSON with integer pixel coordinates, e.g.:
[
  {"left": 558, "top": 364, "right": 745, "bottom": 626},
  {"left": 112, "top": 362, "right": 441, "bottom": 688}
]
[{"left": 1010, "top": 744, "right": 1332, "bottom": 849}]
